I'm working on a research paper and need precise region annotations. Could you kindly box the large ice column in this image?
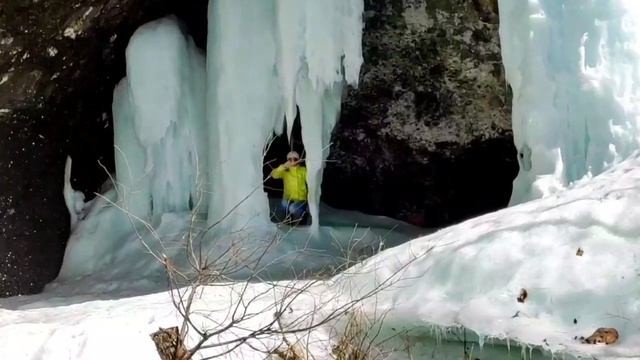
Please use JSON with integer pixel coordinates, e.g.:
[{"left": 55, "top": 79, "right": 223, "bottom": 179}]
[
  {"left": 207, "top": 0, "right": 363, "bottom": 234},
  {"left": 289, "top": 0, "right": 363, "bottom": 235},
  {"left": 206, "top": 0, "right": 282, "bottom": 233},
  {"left": 297, "top": 79, "right": 344, "bottom": 234},
  {"left": 114, "top": 16, "right": 207, "bottom": 218},
  {"left": 499, "top": 0, "right": 640, "bottom": 204}
]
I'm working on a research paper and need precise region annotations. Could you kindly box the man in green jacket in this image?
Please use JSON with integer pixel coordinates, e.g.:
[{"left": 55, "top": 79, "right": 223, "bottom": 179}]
[{"left": 271, "top": 151, "right": 308, "bottom": 224}]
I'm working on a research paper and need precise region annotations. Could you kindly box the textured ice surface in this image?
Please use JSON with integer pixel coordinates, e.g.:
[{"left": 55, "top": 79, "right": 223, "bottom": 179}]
[
  {"left": 206, "top": 0, "right": 282, "bottom": 234},
  {"left": 60, "top": 16, "right": 208, "bottom": 278},
  {"left": 63, "top": 1, "right": 364, "bottom": 281},
  {"left": 500, "top": 0, "right": 640, "bottom": 204},
  {"left": 112, "top": 79, "right": 149, "bottom": 218}
]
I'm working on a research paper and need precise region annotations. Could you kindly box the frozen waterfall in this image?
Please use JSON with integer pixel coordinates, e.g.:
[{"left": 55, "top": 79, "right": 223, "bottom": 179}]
[
  {"left": 60, "top": 0, "right": 365, "bottom": 279},
  {"left": 207, "top": 0, "right": 363, "bottom": 234},
  {"left": 110, "top": 0, "right": 362, "bottom": 234},
  {"left": 499, "top": 0, "right": 640, "bottom": 204}
]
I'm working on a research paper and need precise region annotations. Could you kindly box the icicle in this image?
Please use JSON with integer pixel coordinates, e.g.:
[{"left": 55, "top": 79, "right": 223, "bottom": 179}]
[
  {"left": 63, "top": 156, "right": 86, "bottom": 230},
  {"left": 275, "top": 0, "right": 304, "bottom": 140},
  {"left": 297, "top": 78, "right": 343, "bottom": 234}
]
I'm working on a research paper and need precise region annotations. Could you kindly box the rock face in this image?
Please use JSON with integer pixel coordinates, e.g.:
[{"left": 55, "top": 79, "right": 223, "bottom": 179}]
[
  {"left": 323, "top": 0, "right": 517, "bottom": 227},
  {"left": 0, "top": 0, "right": 207, "bottom": 296},
  {"left": 0, "top": 0, "right": 514, "bottom": 296}
]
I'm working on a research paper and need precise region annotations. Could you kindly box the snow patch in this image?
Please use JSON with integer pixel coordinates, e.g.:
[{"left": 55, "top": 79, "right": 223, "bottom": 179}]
[
  {"left": 63, "top": 27, "right": 79, "bottom": 39},
  {"left": 0, "top": 36, "right": 13, "bottom": 46},
  {"left": 46, "top": 46, "right": 58, "bottom": 57}
]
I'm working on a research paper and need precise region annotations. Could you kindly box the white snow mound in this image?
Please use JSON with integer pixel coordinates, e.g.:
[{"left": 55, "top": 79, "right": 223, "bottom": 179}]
[{"left": 337, "top": 152, "right": 640, "bottom": 359}]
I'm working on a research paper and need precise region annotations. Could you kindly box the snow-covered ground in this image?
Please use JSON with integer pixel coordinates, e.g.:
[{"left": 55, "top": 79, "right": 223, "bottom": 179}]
[{"left": 3, "top": 153, "right": 640, "bottom": 359}]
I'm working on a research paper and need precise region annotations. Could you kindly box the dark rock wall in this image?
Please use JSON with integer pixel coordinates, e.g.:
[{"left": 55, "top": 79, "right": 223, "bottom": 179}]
[{"left": 323, "top": 0, "right": 516, "bottom": 227}]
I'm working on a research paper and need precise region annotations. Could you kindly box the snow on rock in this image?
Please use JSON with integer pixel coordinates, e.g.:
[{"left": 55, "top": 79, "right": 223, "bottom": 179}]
[
  {"left": 336, "top": 152, "right": 640, "bottom": 359},
  {"left": 500, "top": 0, "right": 640, "bottom": 204}
]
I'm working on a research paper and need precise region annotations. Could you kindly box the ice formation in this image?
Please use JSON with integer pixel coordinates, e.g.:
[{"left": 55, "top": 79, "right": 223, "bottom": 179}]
[
  {"left": 113, "top": 16, "right": 207, "bottom": 219},
  {"left": 207, "top": 0, "right": 363, "bottom": 234},
  {"left": 499, "top": 0, "right": 640, "bottom": 204},
  {"left": 57, "top": 0, "right": 381, "bottom": 282},
  {"left": 91, "top": 0, "right": 364, "bottom": 237},
  {"left": 63, "top": 157, "right": 86, "bottom": 230}
]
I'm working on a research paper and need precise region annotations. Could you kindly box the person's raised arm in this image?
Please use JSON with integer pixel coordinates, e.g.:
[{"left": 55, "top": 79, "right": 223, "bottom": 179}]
[{"left": 271, "top": 163, "right": 288, "bottom": 179}]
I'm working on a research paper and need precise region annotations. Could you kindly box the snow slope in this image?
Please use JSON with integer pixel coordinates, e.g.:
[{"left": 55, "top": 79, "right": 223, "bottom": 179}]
[{"left": 339, "top": 151, "right": 640, "bottom": 359}]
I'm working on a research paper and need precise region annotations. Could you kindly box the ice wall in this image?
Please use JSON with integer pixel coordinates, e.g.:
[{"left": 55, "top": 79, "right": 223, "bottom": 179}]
[
  {"left": 113, "top": 16, "right": 207, "bottom": 219},
  {"left": 499, "top": 0, "right": 640, "bottom": 204},
  {"left": 207, "top": 0, "right": 363, "bottom": 234},
  {"left": 206, "top": 1, "right": 281, "bottom": 234}
]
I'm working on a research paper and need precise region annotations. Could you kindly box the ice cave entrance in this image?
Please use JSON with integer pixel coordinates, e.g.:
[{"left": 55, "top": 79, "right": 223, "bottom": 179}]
[
  {"left": 59, "top": 4, "right": 427, "bottom": 284},
  {"left": 263, "top": 108, "right": 310, "bottom": 224}
]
